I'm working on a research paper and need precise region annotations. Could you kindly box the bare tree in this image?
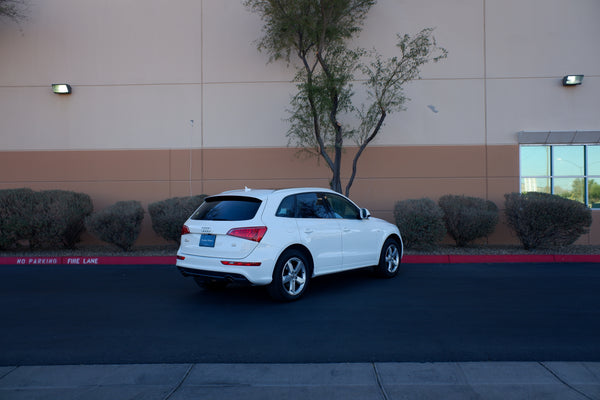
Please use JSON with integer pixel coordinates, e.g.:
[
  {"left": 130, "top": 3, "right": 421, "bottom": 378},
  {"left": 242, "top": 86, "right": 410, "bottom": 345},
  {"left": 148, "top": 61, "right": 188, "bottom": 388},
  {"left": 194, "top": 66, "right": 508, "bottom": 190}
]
[{"left": 245, "top": 0, "right": 446, "bottom": 195}]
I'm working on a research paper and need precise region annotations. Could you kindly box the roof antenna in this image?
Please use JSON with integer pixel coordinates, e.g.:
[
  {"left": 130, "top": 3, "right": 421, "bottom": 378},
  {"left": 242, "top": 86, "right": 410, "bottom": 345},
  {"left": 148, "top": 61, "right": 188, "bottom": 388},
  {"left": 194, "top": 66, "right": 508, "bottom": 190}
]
[{"left": 245, "top": 186, "right": 251, "bottom": 192}]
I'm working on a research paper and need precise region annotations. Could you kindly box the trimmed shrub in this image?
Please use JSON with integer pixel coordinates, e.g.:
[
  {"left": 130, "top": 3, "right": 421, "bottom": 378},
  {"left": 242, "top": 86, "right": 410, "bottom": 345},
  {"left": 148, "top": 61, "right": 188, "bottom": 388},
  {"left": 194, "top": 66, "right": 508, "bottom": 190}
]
[
  {"left": 0, "top": 188, "right": 37, "bottom": 249},
  {"left": 149, "top": 195, "right": 206, "bottom": 243},
  {"left": 438, "top": 195, "right": 499, "bottom": 247},
  {"left": 394, "top": 198, "right": 446, "bottom": 249},
  {"left": 504, "top": 192, "right": 592, "bottom": 250},
  {"left": 30, "top": 190, "right": 94, "bottom": 249},
  {"left": 86, "top": 201, "right": 144, "bottom": 251}
]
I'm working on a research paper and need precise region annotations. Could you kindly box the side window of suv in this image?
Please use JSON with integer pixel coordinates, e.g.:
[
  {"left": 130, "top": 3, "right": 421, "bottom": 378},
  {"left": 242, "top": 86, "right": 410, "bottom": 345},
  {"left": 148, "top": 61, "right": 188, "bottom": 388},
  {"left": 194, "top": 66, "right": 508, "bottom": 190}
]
[
  {"left": 275, "top": 195, "right": 296, "bottom": 218},
  {"left": 296, "top": 193, "right": 332, "bottom": 218},
  {"left": 325, "top": 194, "right": 361, "bottom": 219}
]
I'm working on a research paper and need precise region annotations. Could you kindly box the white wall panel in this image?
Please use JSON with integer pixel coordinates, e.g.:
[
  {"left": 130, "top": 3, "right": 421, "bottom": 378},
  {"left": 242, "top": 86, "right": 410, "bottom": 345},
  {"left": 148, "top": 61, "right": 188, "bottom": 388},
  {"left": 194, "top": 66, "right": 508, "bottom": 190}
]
[
  {"left": 0, "top": 0, "right": 598, "bottom": 151},
  {"left": 202, "top": 0, "right": 483, "bottom": 83},
  {"left": 360, "top": 0, "right": 484, "bottom": 79},
  {"left": 0, "top": 84, "right": 202, "bottom": 150},
  {"left": 486, "top": 77, "right": 600, "bottom": 145},
  {"left": 0, "top": 0, "right": 203, "bottom": 86},
  {"left": 486, "top": 0, "right": 600, "bottom": 78},
  {"left": 202, "top": 0, "right": 293, "bottom": 83},
  {"left": 371, "top": 78, "right": 486, "bottom": 146},
  {"left": 201, "top": 78, "right": 486, "bottom": 148},
  {"left": 202, "top": 82, "right": 294, "bottom": 148}
]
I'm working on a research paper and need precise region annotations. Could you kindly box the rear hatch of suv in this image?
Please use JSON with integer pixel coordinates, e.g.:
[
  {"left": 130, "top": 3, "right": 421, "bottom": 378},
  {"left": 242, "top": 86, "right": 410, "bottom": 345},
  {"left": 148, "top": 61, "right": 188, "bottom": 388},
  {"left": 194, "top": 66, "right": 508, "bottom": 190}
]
[{"left": 179, "top": 195, "right": 266, "bottom": 259}]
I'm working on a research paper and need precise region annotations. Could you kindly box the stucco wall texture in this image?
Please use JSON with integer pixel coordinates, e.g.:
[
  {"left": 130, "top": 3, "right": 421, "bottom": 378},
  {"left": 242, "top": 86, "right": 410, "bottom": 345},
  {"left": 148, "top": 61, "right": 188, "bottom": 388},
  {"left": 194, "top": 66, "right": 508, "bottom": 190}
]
[{"left": 1, "top": 0, "right": 599, "bottom": 244}]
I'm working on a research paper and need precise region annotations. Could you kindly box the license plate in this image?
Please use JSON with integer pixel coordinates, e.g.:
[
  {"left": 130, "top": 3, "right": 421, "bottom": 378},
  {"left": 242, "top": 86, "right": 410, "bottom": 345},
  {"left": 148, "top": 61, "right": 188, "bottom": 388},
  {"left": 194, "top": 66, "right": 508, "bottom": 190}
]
[{"left": 199, "top": 234, "right": 216, "bottom": 247}]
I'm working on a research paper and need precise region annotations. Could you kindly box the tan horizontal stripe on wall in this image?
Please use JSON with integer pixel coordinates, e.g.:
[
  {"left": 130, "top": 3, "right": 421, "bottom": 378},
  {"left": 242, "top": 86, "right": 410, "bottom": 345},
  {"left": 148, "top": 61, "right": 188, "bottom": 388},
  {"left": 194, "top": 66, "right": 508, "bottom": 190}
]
[{"left": 1, "top": 144, "right": 577, "bottom": 246}]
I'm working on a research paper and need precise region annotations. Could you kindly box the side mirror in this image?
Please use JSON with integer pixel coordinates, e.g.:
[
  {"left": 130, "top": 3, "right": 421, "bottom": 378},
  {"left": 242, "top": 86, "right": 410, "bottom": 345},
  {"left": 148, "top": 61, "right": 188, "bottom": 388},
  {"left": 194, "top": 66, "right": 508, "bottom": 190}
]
[{"left": 360, "top": 208, "right": 371, "bottom": 219}]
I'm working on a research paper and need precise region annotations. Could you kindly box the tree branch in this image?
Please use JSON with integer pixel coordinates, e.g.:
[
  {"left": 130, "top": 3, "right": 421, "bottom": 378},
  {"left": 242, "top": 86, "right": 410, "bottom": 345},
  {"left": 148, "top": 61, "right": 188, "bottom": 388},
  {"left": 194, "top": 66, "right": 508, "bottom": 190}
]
[
  {"left": 345, "top": 109, "right": 386, "bottom": 196},
  {"left": 297, "top": 43, "right": 335, "bottom": 173}
]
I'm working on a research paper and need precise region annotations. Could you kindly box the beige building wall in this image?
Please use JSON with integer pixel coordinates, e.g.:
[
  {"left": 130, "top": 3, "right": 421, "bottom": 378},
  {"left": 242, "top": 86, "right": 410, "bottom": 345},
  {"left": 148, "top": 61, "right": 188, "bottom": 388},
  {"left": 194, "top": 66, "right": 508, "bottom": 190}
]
[{"left": 1, "top": 0, "right": 599, "bottom": 245}]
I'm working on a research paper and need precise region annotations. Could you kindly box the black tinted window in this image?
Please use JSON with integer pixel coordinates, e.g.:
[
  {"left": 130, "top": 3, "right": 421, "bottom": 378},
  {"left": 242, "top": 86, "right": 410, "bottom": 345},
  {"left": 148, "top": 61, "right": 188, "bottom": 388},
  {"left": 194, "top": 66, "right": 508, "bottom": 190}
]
[
  {"left": 191, "top": 196, "right": 261, "bottom": 221},
  {"left": 296, "top": 193, "right": 331, "bottom": 218},
  {"left": 276, "top": 195, "right": 296, "bottom": 218},
  {"left": 325, "top": 194, "right": 360, "bottom": 219}
]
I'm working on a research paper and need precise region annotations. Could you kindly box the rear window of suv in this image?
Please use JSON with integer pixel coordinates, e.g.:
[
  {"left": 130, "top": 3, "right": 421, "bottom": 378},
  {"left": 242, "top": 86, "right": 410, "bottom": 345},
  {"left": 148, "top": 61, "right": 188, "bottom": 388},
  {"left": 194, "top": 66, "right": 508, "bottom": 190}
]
[{"left": 191, "top": 196, "right": 262, "bottom": 221}]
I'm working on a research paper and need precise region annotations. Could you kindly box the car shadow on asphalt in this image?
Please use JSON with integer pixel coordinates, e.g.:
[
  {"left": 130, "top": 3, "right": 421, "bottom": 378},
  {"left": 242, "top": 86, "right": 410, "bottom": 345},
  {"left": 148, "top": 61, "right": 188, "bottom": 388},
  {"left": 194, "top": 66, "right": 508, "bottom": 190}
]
[{"left": 187, "top": 266, "right": 398, "bottom": 304}]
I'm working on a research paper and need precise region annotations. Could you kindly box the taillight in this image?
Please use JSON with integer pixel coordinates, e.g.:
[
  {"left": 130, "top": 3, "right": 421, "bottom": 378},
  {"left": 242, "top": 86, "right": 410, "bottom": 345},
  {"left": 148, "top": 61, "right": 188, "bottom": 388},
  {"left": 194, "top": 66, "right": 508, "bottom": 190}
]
[
  {"left": 227, "top": 226, "right": 267, "bottom": 242},
  {"left": 221, "top": 261, "right": 261, "bottom": 266},
  {"left": 181, "top": 225, "right": 191, "bottom": 235}
]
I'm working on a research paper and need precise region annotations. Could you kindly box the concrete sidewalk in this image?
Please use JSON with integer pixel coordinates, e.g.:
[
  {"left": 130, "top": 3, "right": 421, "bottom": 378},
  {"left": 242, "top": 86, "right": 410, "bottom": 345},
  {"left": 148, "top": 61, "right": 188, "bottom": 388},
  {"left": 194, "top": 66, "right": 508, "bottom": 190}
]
[{"left": 1, "top": 362, "right": 599, "bottom": 400}]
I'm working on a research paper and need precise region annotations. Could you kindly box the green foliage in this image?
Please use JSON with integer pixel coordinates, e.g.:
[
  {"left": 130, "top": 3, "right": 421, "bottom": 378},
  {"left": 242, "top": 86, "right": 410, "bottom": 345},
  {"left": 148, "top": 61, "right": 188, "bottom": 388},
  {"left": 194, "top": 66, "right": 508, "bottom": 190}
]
[
  {"left": 587, "top": 178, "right": 600, "bottom": 206},
  {"left": 287, "top": 44, "right": 361, "bottom": 154},
  {"left": 360, "top": 28, "right": 447, "bottom": 123},
  {"left": 30, "top": 190, "right": 94, "bottom": 249},
  {"left": 245, "top": 0, "right": 447, "bottom": 195},
  {"left": 0, "top": 189, "right": 92, "bottom": 250},
  {"left": 504, "top": 192, "right": 592, "bottom": 250},
  {"left": 394, "top": 198, "right": 446, "bottom": 250},
  {"left": 556, "top": 177, "right": 600, "bottom": 206},
  {"left": 149, "top": 195, "right": 206, "bottom": 243},
  {"left": 438, "top": 195, "right": 499, "bottom": 247},
  {"left": 0, "top": 0, "right": 27, "bottom": 23},
  {"left": 0, "top": 188, "right": 36, "bottom": 249},
  {"left": 86, "top": 201, "right": 144, "bottom": 251},
  {"left": 245, "top": 0, "right": 374, "bottom": 63}
]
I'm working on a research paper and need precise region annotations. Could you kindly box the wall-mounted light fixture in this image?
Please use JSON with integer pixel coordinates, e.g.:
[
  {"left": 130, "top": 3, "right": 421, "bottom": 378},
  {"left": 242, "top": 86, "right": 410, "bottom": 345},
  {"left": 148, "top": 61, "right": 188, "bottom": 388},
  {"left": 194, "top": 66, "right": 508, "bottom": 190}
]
[
  {"left": 52, "top": 83, "right": 72, "bottom": 94},
  {"left": 562, "top": 75, "right": 584, "bottom": 86}
]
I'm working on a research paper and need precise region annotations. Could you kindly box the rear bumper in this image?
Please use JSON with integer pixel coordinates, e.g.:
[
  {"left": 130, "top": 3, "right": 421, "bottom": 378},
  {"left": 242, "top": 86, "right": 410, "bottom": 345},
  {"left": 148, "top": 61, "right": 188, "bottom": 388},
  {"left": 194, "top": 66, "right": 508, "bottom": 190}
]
[
  {"left": 175, "top": 252, "right": 275, "bottom": 286},
  {"left": 177, "top": 266, "right": 250, "bottom": 284}
]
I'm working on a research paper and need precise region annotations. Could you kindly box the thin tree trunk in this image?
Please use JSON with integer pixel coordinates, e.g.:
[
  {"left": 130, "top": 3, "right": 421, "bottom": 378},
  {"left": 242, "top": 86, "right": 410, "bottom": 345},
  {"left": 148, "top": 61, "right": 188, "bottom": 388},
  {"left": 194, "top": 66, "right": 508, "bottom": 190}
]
[{"left": 345, "top": 110, "right": 386, "bottom": 196}]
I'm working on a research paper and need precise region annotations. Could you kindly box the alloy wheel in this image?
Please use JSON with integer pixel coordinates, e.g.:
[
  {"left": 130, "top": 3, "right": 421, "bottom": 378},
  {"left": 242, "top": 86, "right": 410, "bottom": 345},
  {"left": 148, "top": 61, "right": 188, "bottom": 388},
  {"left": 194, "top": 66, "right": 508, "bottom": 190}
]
[
  {"left": 281, "top": 257, "right": 307, "bottom": 296},
  {"left": 385, "top": 244, "right": 400, "bottom": 274}
]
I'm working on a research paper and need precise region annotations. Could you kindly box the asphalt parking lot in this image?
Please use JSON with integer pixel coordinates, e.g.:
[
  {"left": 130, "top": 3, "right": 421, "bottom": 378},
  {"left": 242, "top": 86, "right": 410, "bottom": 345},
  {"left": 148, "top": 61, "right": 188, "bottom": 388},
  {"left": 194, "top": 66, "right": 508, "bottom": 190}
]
[
  {"left": 2, "top": 261, "right": 600, "bottom": 399},
  {"left": 1, "top": 262, "right": 599, "bottom": 365}
]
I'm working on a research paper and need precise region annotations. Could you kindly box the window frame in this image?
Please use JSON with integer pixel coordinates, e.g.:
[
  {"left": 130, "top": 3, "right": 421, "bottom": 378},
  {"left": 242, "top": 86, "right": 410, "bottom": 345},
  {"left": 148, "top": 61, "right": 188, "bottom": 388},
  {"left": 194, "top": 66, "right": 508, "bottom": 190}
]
[{"left": 520, "top": 144, "right": 600, "bottom": 208}]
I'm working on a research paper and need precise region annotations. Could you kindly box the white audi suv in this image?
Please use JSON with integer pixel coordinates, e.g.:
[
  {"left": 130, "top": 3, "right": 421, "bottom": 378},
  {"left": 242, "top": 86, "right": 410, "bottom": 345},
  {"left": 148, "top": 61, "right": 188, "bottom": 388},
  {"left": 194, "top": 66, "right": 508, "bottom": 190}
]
[{"left": 176, "top": 188, "right": 402, "bottom": 301}]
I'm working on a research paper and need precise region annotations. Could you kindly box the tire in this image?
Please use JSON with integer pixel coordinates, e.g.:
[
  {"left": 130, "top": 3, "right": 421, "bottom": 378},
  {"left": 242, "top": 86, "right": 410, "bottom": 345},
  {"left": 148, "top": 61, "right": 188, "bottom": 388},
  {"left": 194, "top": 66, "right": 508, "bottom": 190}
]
[
  {"left": 193, "top": 277, "right": 229, "bottom": 291},
  {"left": 267, "top": 249, "right": 310, "bottom": 302},
  {"left": 375, "top": 237, "right": 401, "bottom": 278}
]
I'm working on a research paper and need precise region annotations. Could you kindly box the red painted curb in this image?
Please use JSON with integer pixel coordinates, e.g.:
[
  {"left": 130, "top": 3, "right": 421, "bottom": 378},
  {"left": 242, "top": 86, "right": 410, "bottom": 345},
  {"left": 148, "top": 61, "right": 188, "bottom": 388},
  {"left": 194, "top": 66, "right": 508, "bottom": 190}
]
[
  {"left": 447, "top": 254, "right": 555, "bottom": 264},
  {"left": 404, "top": 254, "right": 600, "bottom": 264},
  {"left": 402, "top": 255, "right": 450, "bottom": 264},
  {"left": 0, "top": 256, "right": 176, "bottom": 266},
  {"left": 553, "top": 254, "right": 600, "bottom": 263},
  {"left": 1, "top": 254, "right": 599, "bottom": 265}
]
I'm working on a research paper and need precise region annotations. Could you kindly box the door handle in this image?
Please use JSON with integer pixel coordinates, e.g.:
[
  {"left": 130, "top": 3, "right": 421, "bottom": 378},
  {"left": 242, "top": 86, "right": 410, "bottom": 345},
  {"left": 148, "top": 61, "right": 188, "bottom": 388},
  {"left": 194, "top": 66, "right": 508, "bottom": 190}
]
[{"left": 304, "top": 229, "right": 314, "bottom": 234}]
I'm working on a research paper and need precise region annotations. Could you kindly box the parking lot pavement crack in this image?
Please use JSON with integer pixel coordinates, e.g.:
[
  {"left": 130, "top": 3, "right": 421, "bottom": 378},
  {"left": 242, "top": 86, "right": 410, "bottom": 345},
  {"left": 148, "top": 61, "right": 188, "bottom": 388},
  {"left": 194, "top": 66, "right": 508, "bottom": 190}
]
[
  {"left": 583, "top": 363, "right": 600, "bottom": 381},
  {"left": 163, "top": 363, "right": 195, "bottom": 400},
  {"left": 0, "top": 366, "right": 18, "bottom": 381},
  {"left": 539, "top": 362, "right": 598, "bottom": 400},
  {"left": 372, "top": 363, "right": 390, "bottom": 400}
]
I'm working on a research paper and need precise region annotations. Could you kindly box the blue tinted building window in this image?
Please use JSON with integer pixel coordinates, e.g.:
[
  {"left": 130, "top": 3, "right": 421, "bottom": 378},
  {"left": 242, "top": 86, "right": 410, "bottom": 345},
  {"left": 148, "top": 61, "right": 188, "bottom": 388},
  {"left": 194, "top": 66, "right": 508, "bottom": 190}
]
[{"left": 520, "top": 145, "right": 600, "bottom": 208}]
